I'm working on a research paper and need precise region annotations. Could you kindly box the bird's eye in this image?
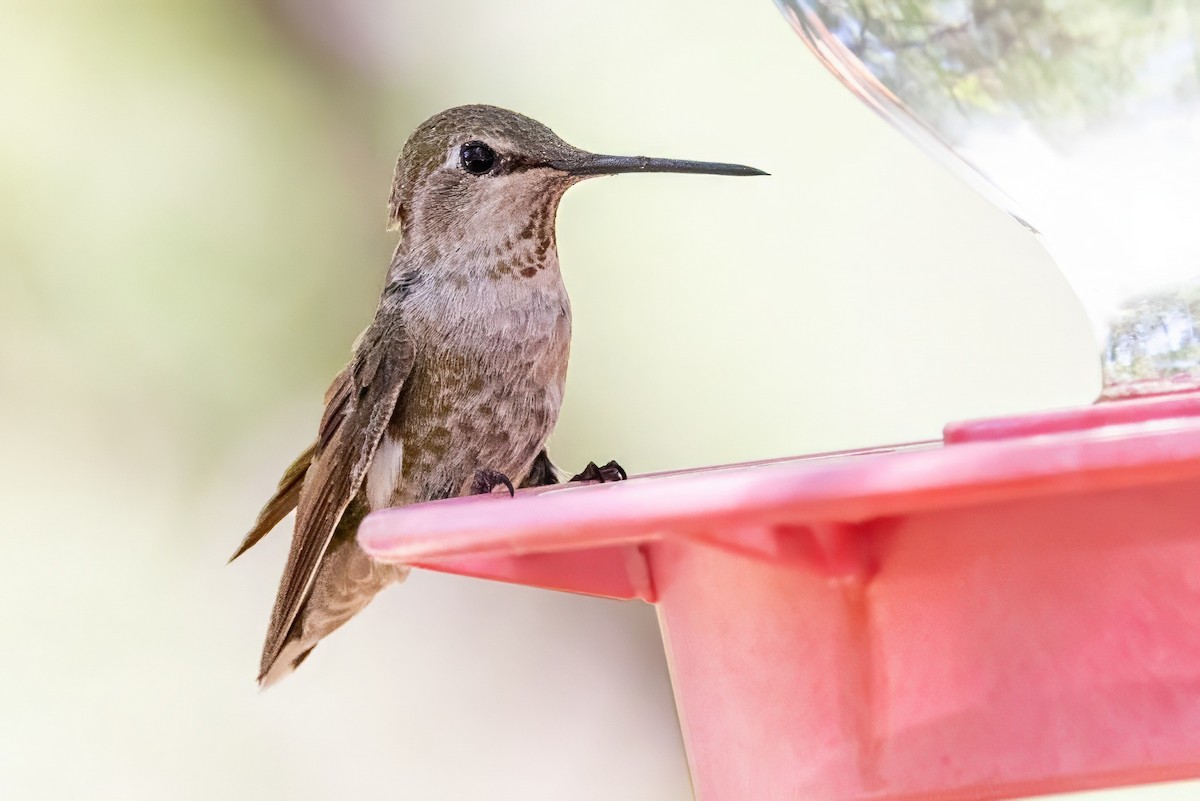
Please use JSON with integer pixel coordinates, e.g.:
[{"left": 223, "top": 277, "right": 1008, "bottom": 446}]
[{"left": 460, "top": 141, "right": 497, "bottom": 175}]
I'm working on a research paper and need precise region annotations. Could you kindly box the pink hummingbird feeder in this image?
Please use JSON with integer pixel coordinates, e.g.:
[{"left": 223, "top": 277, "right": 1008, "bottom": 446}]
[{"left": 359, "top": 390, "right": 1200, "bottom": 800}]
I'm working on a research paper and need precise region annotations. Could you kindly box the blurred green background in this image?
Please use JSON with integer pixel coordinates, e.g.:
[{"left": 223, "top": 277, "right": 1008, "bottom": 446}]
[{"left": 3, "top": 0, "right": 1190, "bottom": 799}]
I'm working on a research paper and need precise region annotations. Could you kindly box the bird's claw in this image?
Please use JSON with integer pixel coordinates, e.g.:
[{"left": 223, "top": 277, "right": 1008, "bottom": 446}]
[
  {"left": 570, "top": 460, "right": 627, "bottom": 483},
  {"left": 471, "top": 468, "right": 515, "bottom": 497}
]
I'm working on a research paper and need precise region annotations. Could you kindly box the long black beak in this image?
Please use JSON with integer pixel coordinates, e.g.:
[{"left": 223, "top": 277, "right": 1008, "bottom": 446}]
[{"left": 551, "top": 153, "right": 767, "bottom": 177}]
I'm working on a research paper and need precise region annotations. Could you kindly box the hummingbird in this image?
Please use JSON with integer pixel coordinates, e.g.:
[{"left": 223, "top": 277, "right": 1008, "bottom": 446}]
[{"left": 230, "top": 104, "right": 765, "bottom": 687}]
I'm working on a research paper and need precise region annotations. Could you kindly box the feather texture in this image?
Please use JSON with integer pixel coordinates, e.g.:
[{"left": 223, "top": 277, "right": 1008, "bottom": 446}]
[
  {"left": 229, "top": 443, "right": 314, "bottom": 563},
  {"left": 520, "top": 449, "right": 561, "bottom": 488},
  {"left": 257, "top": 317, "right": 414, "bottom": 681}
]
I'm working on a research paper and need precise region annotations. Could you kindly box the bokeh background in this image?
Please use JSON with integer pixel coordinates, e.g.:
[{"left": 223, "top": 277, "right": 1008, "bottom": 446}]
[{"left": 1, "top": 0, "right": 1192, "bottom": 799}]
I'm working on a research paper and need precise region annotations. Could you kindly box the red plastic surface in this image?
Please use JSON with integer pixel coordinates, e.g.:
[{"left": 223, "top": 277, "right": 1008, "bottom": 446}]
[{"left": 358, "top": 392, "right": 1200, "bottom": 800}]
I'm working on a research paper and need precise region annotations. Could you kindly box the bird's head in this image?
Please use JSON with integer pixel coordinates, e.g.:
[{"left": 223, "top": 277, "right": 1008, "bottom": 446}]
[{"left": 387, "top": 104, "right": 764, "bottom": 274}]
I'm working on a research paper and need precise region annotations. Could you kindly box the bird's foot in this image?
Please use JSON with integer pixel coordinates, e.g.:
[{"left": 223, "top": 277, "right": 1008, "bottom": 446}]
[
  {"left": 471, "top": 468, "right": 515, "bottom": 497},
  {"left": 570, "top": 460, "right": 627, "bottom": 483}
]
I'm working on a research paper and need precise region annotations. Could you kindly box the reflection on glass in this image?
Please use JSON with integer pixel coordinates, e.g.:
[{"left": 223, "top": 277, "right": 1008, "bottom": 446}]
[{"left": 776, "top": 0, "right": 1200, "bottom": 397}]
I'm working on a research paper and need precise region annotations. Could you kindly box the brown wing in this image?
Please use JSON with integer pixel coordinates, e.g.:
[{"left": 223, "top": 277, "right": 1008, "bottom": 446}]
[
  {"left": 229, "top": 364, "right": 364, "bottom": 563},
  {"left": 258, "top": 317, "right": 413, "bottom": 676},
  {"left": 229, "top": 443, "right": 315, "bottom": 563}
]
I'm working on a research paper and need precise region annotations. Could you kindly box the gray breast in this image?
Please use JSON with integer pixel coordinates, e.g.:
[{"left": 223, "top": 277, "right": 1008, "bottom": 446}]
[{"left": 370, "top": 278, "right": 571, "bottom": 508}]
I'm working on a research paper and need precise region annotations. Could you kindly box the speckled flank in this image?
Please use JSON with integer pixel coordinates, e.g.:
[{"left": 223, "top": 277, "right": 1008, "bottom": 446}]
[{"left": 387, "top": 267, "right": 571, "bottom": 506}]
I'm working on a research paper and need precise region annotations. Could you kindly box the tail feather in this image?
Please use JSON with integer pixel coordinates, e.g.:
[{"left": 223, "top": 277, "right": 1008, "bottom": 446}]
[
  {"left": 257, "top": 636, "right": 316, "bottom": 689},
  {"left": 230, "top": 443, "right": 315, "bottom": 563},
  {"left": 256, "top": 517, "right": 408, "bottom": 687}
]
